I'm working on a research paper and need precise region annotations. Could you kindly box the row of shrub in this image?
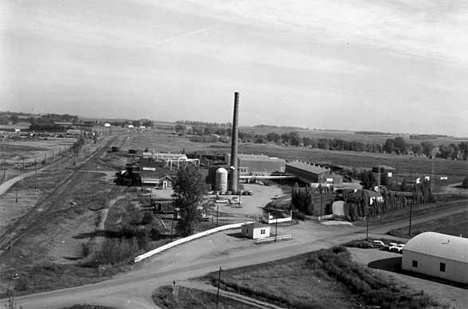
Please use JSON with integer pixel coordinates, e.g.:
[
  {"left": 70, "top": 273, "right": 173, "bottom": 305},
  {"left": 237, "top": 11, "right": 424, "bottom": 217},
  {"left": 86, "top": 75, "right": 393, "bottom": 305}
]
[{"left": 307, "top": 247, "right": 436, "bottom": 309}]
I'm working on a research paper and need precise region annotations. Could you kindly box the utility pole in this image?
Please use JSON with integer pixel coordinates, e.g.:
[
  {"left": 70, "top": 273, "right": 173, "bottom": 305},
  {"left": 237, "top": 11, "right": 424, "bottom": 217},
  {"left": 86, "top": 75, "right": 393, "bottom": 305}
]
[
  {"left": 15, "top": 186, "right": 18, "bottom": 203},
  {"left": 366, "top": 215, "right": 369, "bottom": 241},
  {"left": 275, "top": 211, "right": 278, "bottom": 241},
  {"left": 216, "top": 267, "right": 222, "bottom": 309},
  {"left": 319, "top": 185, "right": 323, "bottom": 218},
  {"left": 409, "top": 190, "right": 414, "bottom": 236},
  {"left": 170, "top": 213, "right": 174, "bottom": 241}
]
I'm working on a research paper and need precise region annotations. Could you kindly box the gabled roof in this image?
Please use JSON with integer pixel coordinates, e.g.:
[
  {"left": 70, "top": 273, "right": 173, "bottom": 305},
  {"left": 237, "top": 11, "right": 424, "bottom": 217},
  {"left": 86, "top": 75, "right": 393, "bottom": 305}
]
[
  {"left": 286, "top": 162, "right": 329, "bottom": 175},
  {"left": 404, "top": 232, "right": 468, "bottom": 263}
]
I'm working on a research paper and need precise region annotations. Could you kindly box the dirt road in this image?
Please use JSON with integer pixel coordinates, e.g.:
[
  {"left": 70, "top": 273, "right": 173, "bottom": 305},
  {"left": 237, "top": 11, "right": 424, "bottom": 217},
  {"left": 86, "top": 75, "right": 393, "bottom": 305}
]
[{"left": 2, "top": 205, "right": 467, "bottom": 309}]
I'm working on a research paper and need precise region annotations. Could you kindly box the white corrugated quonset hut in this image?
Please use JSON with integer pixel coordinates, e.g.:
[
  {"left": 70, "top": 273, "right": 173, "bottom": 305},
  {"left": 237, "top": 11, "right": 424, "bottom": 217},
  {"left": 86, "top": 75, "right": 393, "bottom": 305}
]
[{"left": 402, "top": 232, "right": 468, "bottom": 284}]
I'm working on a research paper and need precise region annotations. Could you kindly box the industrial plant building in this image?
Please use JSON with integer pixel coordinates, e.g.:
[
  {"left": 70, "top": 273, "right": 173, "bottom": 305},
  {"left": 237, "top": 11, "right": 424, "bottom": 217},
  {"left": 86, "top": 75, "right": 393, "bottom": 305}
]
[
  {"left": 402, "top": 232, "right": 468, "bottom": 284},
  {"left": 285, "top": 161, "right": 342, "bottom": 187},
  {"left": 224, "top": 153, "right": 286, "bottom": 176}
]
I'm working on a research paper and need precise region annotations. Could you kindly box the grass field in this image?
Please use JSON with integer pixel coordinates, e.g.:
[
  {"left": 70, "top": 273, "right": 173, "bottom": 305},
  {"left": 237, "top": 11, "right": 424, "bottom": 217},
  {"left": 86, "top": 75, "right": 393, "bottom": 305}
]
[
  {"left": 203, "top": 247, "right": 436, "bottom": 309},
  {"left": 244, "top": 126, "right": 467, "bottom": 146},
  {"left": 237, "top": 143, "right": 468, "bottom": 183},
  {"left": 388, "top": 210, "right": 468, "bottom": 238},
  {"left": 152, "top": 286, "right": 258, "bottom": 309}
]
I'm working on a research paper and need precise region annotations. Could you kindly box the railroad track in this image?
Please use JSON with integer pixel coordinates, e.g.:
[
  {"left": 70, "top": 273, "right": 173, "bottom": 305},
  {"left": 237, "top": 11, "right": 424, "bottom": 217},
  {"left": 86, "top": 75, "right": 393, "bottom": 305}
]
[{"left": 0, "top": 133, "right": 127, "bottom": 254}]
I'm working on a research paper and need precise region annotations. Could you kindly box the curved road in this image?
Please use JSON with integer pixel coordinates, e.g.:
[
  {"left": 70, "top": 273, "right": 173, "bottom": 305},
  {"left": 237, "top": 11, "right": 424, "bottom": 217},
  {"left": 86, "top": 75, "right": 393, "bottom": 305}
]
[{"left": 1, "top": 199, "right": 466, "bottom": 309}]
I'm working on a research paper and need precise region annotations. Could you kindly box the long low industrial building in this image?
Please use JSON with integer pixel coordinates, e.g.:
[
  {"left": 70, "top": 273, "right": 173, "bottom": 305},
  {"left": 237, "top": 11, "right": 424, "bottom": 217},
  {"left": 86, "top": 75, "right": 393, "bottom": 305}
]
[
  {"left": 402, "top": 232, "right": 468, "bottom": 284},
  {"left": 285, "top": 161, "right": 343, "bottom": 187}
]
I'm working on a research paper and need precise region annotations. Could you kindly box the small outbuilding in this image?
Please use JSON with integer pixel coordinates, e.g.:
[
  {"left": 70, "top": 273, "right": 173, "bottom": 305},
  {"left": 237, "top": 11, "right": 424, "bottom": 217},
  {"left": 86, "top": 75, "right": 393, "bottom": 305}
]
[
  {"left": 241, "top": 223, "right": 270, "bottom": 239},
  {"left": 402, "top": 232, "right": 468, "bottom": 284}
]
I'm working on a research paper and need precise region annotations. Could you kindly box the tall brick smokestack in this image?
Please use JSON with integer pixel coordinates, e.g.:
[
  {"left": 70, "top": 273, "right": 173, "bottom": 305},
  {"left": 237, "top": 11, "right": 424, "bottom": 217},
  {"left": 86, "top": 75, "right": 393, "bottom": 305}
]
[{"left": 229, "top": 92, "right": 239, "bottom": 192}]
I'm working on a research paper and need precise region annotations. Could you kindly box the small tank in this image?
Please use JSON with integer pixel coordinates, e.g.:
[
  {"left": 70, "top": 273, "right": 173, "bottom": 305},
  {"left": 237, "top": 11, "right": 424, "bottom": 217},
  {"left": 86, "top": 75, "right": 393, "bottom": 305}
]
[{"left": 215, "top": 168, "right": 228, "bottom": 192}]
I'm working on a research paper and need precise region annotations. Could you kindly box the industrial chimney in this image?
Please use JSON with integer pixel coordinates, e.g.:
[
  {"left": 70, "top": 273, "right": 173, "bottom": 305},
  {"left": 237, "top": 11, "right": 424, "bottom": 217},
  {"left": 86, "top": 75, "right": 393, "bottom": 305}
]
[{"left": 229, "top": 92, "right": 239, "bottom": 192}]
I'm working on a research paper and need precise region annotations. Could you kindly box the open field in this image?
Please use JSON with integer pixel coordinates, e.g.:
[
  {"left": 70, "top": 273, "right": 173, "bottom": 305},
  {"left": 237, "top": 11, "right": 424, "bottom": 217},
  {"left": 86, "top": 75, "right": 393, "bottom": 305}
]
[
  {"left": 237, "top": 143, "right": 468, "bottom": 183},
  {"left": 202, "top": 246, "right": 438, "bottom": 309},
  {"left": 388, "top": 210, "right": 468, "bottom": 238},
  {"left": 0, "top": 138, "right": 76, "bottom": 162},
  {"left": 245, "top": 126, "right": 467, "bottom": 145},
  {"left": 153, "top": 285, "right": 259, "bottom": 309}
]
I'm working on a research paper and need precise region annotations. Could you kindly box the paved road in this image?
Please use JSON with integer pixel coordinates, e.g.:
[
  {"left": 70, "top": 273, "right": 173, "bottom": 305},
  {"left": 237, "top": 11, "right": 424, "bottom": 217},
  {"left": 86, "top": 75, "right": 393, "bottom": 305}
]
[{"left": 1, "top": 200, "right": 466, "bottom": 309}]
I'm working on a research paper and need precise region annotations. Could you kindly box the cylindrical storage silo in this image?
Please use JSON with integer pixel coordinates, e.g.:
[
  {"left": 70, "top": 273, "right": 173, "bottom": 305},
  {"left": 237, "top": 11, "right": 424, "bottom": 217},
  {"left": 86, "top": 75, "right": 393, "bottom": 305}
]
[{"left": 215, "top": 168, "right": 228, "bottom": 192}]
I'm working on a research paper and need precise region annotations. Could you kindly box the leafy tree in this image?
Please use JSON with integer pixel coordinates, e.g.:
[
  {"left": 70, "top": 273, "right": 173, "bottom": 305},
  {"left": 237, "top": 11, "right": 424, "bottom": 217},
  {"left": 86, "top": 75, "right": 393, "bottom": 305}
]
[
  {"left": 359, "top": 171, "right": 377, "bottom": 190},
  {"left": 291, "top": 184, "right": 315, "bottom": 215},
  {"left": 9, "top": 114, "right": 19, "bottom": 124},
  {"left": 172, "top": 165, "right": 206, "bottom": 236},
  {"left": 288, "top": 131, "right": 302, "bottom": 146},
  {"left": 421, "top": 141, "right": 435, "bottom": 158},
  {"left": 383, "top": 139, "right": 395, "bottom": 154},
  {"left": 459, "top": 142, "right": 468, "bottom": 160},
  {"left": 266, "top": 132, "right": 280, "bottom": 143},
  {"left": 411, "top": 143, "right": 423, "bottom": 155}
]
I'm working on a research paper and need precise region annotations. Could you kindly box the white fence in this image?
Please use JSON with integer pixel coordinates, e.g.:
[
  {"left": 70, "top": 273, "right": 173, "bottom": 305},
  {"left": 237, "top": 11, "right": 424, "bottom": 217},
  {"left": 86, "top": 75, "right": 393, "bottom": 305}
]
[
  {"left": 134, "top": 221, "right": 254, "bottom": 263},
  {"left": 256, "top": 234, "right": 292, "bottom": 244}
]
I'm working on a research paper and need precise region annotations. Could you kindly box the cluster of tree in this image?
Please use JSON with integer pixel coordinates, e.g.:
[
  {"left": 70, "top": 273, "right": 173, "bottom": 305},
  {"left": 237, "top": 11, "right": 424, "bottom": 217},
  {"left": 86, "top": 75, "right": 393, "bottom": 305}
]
[
  {"left": 28, "top": 113, "right": 79, "bottom": 131},
  {"left": 175, "top": 122, "right": 231, "bottom": 136},
  {"left": 172, "top": 165, "right": 207, "bottom": 236},
  {"left": 343, "top": 180, "right": 434, "bottom": 222},
  {"left": 106, "top": 119, "right": 153, "bottom": 128},
  {"left": 291, "top": 183, "right": 315, "bottom": 215},
  {"left": 410, "top": 134, "right": 448, "bottom": 140},
  {"left": 253, "top": 124, "right": 308, "bottom": 130},
  {"left": 439, "top": 142, "right": 468, "bottom": 160},
  {"left": 189, "top": 135, "right": 229, "bottom": 143},
  {"left": 355, "top": 131, "right": 393, "bottom": 135}
]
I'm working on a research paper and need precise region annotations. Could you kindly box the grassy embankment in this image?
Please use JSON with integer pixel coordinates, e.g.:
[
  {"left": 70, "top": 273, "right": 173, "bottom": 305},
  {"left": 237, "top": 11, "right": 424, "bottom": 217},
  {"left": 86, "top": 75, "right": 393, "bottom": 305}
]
[
  {"left": 152, "top": 286, "right": 258, "bottom": 309},
  {"left": 202, "top": 247, "right": 438, "bottom": 309}
]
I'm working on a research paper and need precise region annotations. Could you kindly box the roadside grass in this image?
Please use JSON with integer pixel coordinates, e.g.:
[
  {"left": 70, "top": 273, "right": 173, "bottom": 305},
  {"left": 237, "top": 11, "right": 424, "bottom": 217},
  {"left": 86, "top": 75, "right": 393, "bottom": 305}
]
[
  {"left": 388, "top": 210, "right": 468, "bottom": 238},
  {"left": 0, "top": 263, "right": 119, "bottom": 298},
  {"left": 58, "top": 305, "right": 115, "bottom": 309},
  {"left": 203, "top": 247, "right": 438, "bottom": 309},
  {"left": 152, "top": 285, "right": 258, "bottom": 309}
]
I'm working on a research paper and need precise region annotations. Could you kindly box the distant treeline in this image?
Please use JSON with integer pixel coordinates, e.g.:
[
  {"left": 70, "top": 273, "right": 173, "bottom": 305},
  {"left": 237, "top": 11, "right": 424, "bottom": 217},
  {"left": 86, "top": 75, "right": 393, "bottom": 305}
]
[
  {"left": 355, "top": 131, "right": 393, "bottom": 136},
  {"left": 409, "top": 134, "right": 448, "bottom": 140},
  {"left": 29, "top": 113, "right": 79, "bottom": 131},
  {"left": 253, "top": 124, "right": 308, "bottom": 130},
  {"left": 177, "top": 124, "right": 468, "bottom": 161}
]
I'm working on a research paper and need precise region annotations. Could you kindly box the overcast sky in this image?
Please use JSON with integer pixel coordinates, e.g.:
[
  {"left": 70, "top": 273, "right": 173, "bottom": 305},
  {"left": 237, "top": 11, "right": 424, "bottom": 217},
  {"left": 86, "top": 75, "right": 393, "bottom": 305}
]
[{"left": 1, "top": 0, "right": 467, "bottom": 136}]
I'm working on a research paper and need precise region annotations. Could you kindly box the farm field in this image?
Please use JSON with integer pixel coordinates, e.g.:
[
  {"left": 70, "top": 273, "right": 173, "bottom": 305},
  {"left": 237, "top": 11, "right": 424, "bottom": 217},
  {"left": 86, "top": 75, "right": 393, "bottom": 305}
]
[
  {"left": 244, "top": 126, "right": 467, "bottom": 146},
  {"left": 237, "top": 143, "right": 468, "bottom": 183}
]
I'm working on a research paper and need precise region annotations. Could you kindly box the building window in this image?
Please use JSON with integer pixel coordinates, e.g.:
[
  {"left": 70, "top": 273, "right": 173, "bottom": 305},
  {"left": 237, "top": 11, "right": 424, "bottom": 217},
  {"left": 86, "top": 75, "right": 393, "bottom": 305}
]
[
  {"left": 260, "top": 229, "right": 265, "bottom": 235},
  {"left": 246, "top": 229, "right": 249, "bottom": 235},
  {"left": 440, "top": 263, "right": 446, "bottom": 272},
  {"left": 412, "top": 260, "right": 418, "bottom": 268}
]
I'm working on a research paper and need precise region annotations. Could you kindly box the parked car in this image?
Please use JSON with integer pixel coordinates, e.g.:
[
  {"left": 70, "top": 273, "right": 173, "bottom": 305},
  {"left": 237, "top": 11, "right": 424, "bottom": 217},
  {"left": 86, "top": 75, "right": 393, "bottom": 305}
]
[
  {"left": 229, "top": 196, "right": 242, "bottom": 204},
  {"left": 372, "top": 240, "right": 386, "bottom": 248},
  {"left": 388, "top": 245, "right": 403, "bottom": 253}
]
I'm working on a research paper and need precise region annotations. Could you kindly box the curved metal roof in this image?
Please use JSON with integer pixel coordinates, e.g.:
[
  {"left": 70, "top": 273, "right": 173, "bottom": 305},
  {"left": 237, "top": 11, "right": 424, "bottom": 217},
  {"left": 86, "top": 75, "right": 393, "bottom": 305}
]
[{"left": 404, "top": 232, "right": 468, "bottom": 263}]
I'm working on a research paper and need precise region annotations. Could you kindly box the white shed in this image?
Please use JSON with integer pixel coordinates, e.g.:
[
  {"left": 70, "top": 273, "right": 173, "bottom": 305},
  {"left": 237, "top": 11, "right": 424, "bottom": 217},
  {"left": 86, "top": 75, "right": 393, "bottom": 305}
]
[
  {"left": 402, "top": 232, "right": 468, "bottom": 284},
  {"left": 241, "top": 223, "right": 270, "bottom": 239}
]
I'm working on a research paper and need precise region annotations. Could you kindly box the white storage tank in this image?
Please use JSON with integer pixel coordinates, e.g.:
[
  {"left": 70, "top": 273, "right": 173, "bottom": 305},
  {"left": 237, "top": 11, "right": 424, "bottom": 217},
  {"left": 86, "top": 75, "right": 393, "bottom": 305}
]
[{"left": 215, "top": 168, "right": 228, "bottom": 192}]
